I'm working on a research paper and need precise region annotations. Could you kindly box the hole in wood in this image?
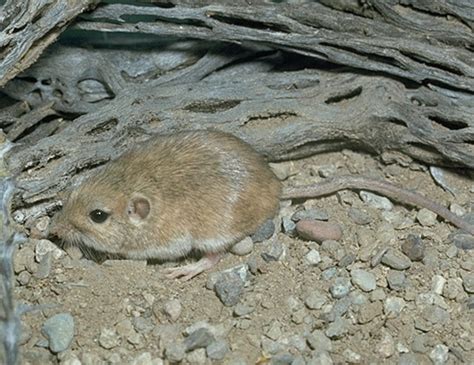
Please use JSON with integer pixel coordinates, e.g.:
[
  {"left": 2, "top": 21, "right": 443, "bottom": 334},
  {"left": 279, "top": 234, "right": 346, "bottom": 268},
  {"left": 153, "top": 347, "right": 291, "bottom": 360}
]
[
  {"left": 86, "top": 118, "right": 119, "bottom": 136},
  {"left": 428, "top": 115, "right": 468, "bottom": 130},
  {"left": 325, "top": 86, "right": 362, "bottom": 104},
  {"left": 184, "top": 99, "right": 241, "bottom": 113}
]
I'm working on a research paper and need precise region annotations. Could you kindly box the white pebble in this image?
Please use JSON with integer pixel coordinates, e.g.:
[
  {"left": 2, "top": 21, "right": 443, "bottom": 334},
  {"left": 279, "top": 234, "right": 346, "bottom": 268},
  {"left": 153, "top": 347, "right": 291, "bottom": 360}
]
[{"left": 305, "top": 249, "right": 321, "bottom": 265}]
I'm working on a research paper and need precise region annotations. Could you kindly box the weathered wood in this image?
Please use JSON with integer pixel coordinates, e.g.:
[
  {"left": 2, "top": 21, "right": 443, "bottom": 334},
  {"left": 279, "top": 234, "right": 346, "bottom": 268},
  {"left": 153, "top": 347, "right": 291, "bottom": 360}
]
[
  {"left": 0, "top": 1, "right": 472, "bottom": 222},
  {"left": 0, "top": 0, "right": 98, "bottom": 87}
]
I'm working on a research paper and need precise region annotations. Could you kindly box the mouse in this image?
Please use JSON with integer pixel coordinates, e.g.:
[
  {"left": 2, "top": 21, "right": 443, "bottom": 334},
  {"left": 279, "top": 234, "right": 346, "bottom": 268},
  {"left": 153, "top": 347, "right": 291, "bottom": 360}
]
[{"left": 48, "top": 130, "right": 474, "bottom": 280}]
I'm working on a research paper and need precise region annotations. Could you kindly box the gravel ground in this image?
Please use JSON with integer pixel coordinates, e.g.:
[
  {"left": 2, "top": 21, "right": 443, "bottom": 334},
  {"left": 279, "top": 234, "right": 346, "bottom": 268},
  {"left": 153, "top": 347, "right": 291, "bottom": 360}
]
[{"left": 9, "top": 150, "right": 474, "bottom": 365}]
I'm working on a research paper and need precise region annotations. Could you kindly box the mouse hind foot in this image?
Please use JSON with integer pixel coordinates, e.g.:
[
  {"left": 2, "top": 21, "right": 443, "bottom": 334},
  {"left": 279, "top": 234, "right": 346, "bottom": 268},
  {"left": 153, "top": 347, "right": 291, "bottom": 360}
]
[{"left": 163, "top": 252, "right": 223, "bottom": 281}]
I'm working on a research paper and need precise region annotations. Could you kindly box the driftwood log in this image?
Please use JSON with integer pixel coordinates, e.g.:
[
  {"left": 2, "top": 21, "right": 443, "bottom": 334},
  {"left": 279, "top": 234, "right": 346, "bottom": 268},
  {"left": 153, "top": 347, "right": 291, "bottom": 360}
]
[{"left": 0, "top": 1, "right": 473, "bottom": 224}]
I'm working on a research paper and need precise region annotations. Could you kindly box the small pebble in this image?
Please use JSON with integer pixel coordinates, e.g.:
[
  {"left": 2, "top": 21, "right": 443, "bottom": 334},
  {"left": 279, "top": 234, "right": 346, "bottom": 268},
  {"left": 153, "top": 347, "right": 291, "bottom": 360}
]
[
  {"left": 183, "top": 328, "right": 215, "bottom": 352},
  {"left": 304, "top": 290, "right": 327, "bottom": 310},
  {"left": 307, "top": 330, "right": 332, "bottom": 352},
  {"left": 377, "top": 332, "right": 395, "bottom": 358},
  {"left": 384, "top": 297, "right": 405, "bottom": 316},
  {"left": 381, "top": 250, "right": 412, "bottom": 270},
  {"left": 431, "top": 275, "right": 446, "bottom": 295},
  {"left": 233, "top": 303, "right": 255, "bottom": 317},
  {"left": 17, "top": 270, "right": 31, "bottom": 286},
  {"left": 350, "top": 269, "right": 376, "bottom": 292},
  {"left": 261, "top": 239, "right": 285, "bottom": 262},
  {"left": 281, "top": 216, "right": 296, "bottom": 234},
  {"left": 165, "top": 342, "right": 186, "bottom": 363},
  {"left": 429, "top": 344, "right": 449, "bottom": 365},
  {"left": 386, "top": 270, "right": 406, "bottom": 290},
  {"left": 360, "top": 191, "right": 393, "bottom": 211},
  {"left": 338, "top": 253, "right": 356, "bottom": 267},
  {"left": 451, "top": 233, "right": 474, "bottom": 250},
  {"left": 461, "top": 272, "right": 474, "bottom": 294},
  {"left": 251, "top": 219, "right": 275, "bottom": 243},
  {"left": 214, "top": 272, "right": 244, "bottom": 306},
  {"left": 291, "top": 208, "right": 329, "bottom": 222},
  {"left": 416, "top": 208, "right": 437, "bottom": 227},
  {"left": 348, "top": 207, "right": 372, "bottom": 225},
  {"left": 305, "top": 249, "right": 321, "bottom": 265},
  {"left": 449, "top": 203, "right": 466, "bottom": 216},
  {"left": 99, "top": 328, "right": 121, "bottom": 349},
  {"left": 41, "top": 313, "right": 75, "bottom": 353},
  {"left": 206, "top": 339, "right": 229, "bottom": 360},
  {"left": 163, "top": 299, "right": 182, "bottom": 322},
  {"left": 343, "top": 349, "right": 362, "bottom": 364},
  {"left": 296, "top": 220, "right": 343, "bottom": 242},
  {"left": 35, "top": 252, "right": 52, "bottom": 279},
  {"left": 35, "top": 239, "right": 63, "bottom": 262},
  {"left": 401, "top": 234, "right": 425, "bottom": 261},
  {"left": 230, "top": 237, "right": 254, "bottom": 256},
  {"left": 325, "top": 317, "right": 348, "bottom": 338},
  {"left": 329, "top": 277, "right": 351, "bottom": 299},
  {"left": 14, "top": 245, "right": 35, "bottom": 274},
  {"left": 358, "top": 301, "right": 383, "bottom": 324}
]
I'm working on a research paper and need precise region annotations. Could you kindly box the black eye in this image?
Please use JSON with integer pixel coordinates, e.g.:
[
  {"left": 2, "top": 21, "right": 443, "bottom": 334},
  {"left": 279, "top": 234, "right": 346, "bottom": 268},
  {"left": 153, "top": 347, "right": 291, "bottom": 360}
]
[{"left": 89, "top": 209, "right": 109, "bottom": 223}]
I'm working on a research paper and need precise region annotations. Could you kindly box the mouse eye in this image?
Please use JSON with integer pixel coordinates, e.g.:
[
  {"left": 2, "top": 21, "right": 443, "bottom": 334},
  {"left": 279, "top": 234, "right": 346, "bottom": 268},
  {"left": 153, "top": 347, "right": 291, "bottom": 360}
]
[{"left": 89, "top": 209, "right": 109, "bottom": 223}]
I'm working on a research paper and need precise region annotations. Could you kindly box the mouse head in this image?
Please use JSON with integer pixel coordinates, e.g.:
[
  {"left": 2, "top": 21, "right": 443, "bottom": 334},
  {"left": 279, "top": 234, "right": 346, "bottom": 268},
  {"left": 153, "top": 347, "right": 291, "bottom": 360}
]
[{"left": 49, "top": 179, "right": 153, "bottom": 255}]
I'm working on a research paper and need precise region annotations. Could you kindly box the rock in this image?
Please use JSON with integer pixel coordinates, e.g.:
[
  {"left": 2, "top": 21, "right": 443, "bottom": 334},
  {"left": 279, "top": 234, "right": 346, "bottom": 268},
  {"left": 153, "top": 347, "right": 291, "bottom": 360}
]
[
  {"left": 348, "top": 207, "right": 372, "bottom": 225},
  {"left": 214, "top": 271, "right": 245, "bottom": 306},
  {"left": 358, "top": 301, "right": 383, "bottom": 324},
  {"left": 251, "top": 219, "right": 275, "bottom": 243},
  {"left": 281, "top": 216, "right": 297, "bottom": 235},
  {"left": 292, "top": 208, "right": 329, "bottom": 222},
  {"left": 422, "top": 305, "right": 450, "bottom": 325},
  {"left": 384, "top": 297, "right": 405, "bottom": 316},
  {"left": 162, "top": 299, "right": 182, "bottom": 322},
  {"left": 308, "top": 351, "right": 333, "bottom": 365},
  {"left": 338, "top": 253, "right": 356, "bottom": 267},
  {"left": 386, "top": 270, "right": 406, "bottom": 290},
  {"left": 230, "top": 237, "right": 254, "bottom": 256},
  {"left": 416, "top": 208, "right": 437, "bottom": 226},
  {"left": 451, "top": 233, "right": 474, "bottom": 250},
  {"left": 17, "top": 270, "right": 31, "bottom": 285},
  {"left": 377, "top": 332, "right": 395, "bottom": 358},
  {"left": 98, "top": 328, "right": 120, "bottom": 349},
  {"left": 304, "top": 290, "right": 327, "bottom": 310},
  {"left": 35, "top": 239, "right": 63, "bottom": 262},
  {"left": 307, "top": 330, "right": 332, "bottom": 352},
  {"left": 14, "top": 245, "right": 35, "bottom": 274},
  {"left": 350, "top": 269, "right": 376, "bottom": 292},
  {"left": 132, "top": 317, "right": 155, "bottom": 334},
  {"left": 233, "top": 303, "right": 255, "bottom": 317},
  {"left": 360, "top": 191, "right": 393, "bottom": 211},
  {"left": 130, "top": 352, "right": 163, "bottom": 365},
  {"left": 264, "top": 320, "right": 282, "bottom": 341},
  {"left": 261, "top": 239, "right": 285, "bottom": 262},
  {"left": 327, "top": 296, "right": 351, "bottom": 321},
  {"left": 449, "top": 203, "right": 466, "bottom": 216},
  {"left": 164, "top": 342, "right": 186, "bottom": 363},
  {"left": 461, "top": 272, "right": 474, "bottom": 293},
  {"left": 35, "top": 252, "right": 52, "bottom": 279},
  {"left": 429, "top": 344, "right": 449, "bottom": 365},
  {"left": 41, "top": 313, "right": 75, "bottom": 353},
  {"left": 270, "top": 353, "right": 295, "bottom": 365},
  {"left": 296, "top": 220, "right": 343, "bottom": 242},
  {"left": 305, "top": 249, "right": 321, "bottom": 265},
  {"left": 183, "top": 328, "right": 215, "bottom": 352},
  {"left": 186, "top": 348, "right": 207, "bottom": 364},
  {"left": 206, "top": 339, "right": 229, "bottom": 360},
  {"left": 431, "top": 275, "right": 446, "bottom": 295},
  {"left": 329, "top": 277, "right": 351, "bottom": 299},
  {"left": 381, "top": 250, "right": 412, "bottom": 270},
  {"left": 401, "top": 234, "right": 425, "bottom": 261},
  {"left": 325, "top": 317, "right": 348, "bottom": 338},
  {"left": 342, "top": 349, "right": 361, "bottom": 363}
]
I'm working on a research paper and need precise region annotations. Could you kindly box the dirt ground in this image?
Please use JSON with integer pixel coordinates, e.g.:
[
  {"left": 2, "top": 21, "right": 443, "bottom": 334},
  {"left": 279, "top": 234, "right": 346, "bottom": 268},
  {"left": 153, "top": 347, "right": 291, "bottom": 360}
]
[{"left": 11, "top": 150, "right": 474, "bottom": 364}]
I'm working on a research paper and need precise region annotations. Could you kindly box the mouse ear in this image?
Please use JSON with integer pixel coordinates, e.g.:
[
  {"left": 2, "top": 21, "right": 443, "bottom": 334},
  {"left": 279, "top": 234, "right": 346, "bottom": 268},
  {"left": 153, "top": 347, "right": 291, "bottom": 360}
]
[{"left": 127, "top": 194, "right": 151, "bottom": 225}]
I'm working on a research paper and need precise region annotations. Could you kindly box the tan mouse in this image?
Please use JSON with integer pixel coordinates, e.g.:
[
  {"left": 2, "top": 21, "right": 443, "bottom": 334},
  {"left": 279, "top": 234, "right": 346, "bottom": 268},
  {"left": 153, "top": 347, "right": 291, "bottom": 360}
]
[{"left": 49, "top": 130, "right": 474, "bottom": 280}]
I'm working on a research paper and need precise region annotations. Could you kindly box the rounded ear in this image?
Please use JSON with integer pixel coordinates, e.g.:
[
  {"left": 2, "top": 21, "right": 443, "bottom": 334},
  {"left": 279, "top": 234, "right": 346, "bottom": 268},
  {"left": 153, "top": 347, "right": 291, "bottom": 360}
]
[{"left": 127, "top": 194, "right": 151, "bottom": 225}]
